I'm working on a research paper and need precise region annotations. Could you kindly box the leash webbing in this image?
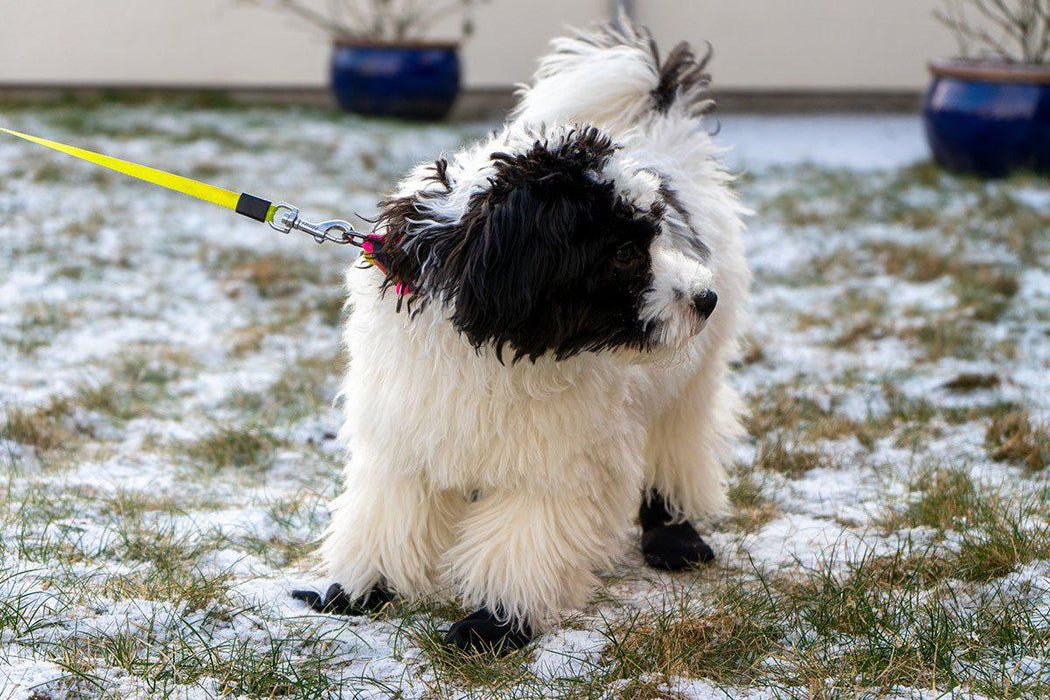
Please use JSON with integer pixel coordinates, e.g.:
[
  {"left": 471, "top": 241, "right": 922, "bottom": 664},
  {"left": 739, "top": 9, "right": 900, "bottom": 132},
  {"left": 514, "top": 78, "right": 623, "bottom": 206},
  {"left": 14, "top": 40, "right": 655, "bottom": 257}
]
[
  {"left": 0, "top": 126, "right": 373, "bottom": 248},
  {"left": 1, "top": 127, "right": 274, "bottom": 223}
]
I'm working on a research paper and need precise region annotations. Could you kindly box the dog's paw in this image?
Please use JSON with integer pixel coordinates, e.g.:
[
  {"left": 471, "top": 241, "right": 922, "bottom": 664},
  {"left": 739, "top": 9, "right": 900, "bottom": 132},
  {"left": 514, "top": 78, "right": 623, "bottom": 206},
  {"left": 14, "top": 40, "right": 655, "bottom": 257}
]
[
  {"left": 641, "top": 522, "right": 715, "bottom": 571},
  {"left": 442, "top": 607, "right": 533, "bottom": 655},
  {"left": 292, "top": 583, "right": 394, "bottom": 616}
]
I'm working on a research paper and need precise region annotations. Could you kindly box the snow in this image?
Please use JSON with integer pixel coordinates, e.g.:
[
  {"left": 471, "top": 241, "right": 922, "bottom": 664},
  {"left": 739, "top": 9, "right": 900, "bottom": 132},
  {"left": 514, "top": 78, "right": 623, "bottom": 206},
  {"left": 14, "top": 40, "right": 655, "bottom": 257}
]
[
  {"left": 1, "top": 106, "right": 1048, "bottom": 698},
  {"left": 530, "top": 628, "right": 607, "bottom": 679},
  {"left": 720, "top": 114, "right": 928, "bottom": 171}
]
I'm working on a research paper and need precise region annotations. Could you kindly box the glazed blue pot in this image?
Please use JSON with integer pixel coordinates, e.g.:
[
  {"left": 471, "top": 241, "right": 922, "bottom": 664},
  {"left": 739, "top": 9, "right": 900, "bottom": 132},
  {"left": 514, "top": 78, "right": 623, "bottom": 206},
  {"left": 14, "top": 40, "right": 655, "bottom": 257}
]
[
  {"left": 330, "top": 41, "right": 460, "bottom": 120},
  {"left": 923, "top": 60, "right": 1050, "bottom": 177}
]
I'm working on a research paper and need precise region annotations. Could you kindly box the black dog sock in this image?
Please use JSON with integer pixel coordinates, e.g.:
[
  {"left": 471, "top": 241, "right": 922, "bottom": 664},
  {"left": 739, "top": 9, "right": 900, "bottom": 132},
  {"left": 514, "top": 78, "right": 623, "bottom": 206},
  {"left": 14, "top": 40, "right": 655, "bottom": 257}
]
[
  {"left": 639, "top": 488, "right": 676, "bottom": 531},
  {"left": 639, "top": 490, "right": 716, "bottom": 571},
  {"left": 442, "top": 607, "right": 533, "bottom": 655},
  {"left": 292, "top": 582, "right": 394, "bottom": 615}
]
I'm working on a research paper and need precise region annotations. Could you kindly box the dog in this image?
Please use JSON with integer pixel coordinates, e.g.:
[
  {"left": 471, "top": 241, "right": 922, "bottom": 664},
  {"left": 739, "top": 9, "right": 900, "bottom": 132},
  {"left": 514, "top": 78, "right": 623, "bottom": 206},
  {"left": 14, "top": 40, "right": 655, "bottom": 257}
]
[{"left": 294, "top": 16, "right": 750, "bottom": 655}]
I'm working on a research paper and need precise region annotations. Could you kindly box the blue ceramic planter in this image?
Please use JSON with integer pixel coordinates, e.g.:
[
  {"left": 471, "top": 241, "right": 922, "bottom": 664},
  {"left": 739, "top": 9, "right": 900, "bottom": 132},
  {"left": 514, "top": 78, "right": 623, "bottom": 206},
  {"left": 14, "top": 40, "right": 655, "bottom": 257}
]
[
  {"left": 923, "top": 60, "right": 1050, "bottom": 177},
  {"left": 330, "top": 41, "right": 460, "bottom": 120}
]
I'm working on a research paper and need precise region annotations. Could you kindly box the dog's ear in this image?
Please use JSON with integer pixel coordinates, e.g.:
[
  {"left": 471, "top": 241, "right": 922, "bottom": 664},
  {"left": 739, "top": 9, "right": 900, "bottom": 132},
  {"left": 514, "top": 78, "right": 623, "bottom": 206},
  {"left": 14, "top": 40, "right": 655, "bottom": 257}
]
[
  {"left": 450, "top": 185, "right": 581, "bottom": 361},
  {"left": 448, "top": 128, "right": 626, "bottom": 361},
  {"left": 369, "top": 160, "right": 458, "bottom": 306},
  {"left": 372, "top": 173, "right": 585, "bottom": 360}
]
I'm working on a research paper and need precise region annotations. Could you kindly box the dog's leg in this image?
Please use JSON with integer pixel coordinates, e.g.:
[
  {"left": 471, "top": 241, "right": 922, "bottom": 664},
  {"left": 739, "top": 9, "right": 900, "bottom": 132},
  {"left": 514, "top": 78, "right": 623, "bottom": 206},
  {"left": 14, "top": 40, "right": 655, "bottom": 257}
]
[
  {"left": 443, "top": 480, "right": 633, "bottom": 654},
  {"left": 304, "top": 467, "right": 463, "bottom": 615},
  {"left": 639, "top": 489, "right": 715, "bottom": 570},
  {"left": 642, "top": 356, "right": 743, "bottom": 570}
]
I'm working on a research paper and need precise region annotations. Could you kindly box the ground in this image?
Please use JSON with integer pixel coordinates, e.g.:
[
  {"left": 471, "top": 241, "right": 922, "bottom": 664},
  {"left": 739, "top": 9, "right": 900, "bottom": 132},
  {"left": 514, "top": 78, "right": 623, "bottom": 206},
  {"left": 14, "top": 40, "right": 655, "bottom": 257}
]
[{"left": 1, "top": 100, "right": 1049, "bottom": 699}]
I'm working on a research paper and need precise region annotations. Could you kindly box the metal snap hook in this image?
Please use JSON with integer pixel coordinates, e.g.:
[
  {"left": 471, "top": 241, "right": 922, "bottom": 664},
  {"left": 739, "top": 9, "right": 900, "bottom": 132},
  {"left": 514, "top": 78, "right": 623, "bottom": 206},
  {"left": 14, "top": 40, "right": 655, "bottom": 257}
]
[{"left": 267, "top": 202, "right": 367, "bottom": 246}]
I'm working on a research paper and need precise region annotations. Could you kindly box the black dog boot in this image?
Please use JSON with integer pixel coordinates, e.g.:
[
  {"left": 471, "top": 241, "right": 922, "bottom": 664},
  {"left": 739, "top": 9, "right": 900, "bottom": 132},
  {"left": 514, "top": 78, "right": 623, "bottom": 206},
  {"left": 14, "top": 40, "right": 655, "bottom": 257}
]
[
  {"left": 639, "top": 490, "right": 715, "bottom": 571},
  {"left": 292, "top": 582, "right": 394, "bottom": 615},
  {"left": 442, "top": 607, "right": 533, "bottom": 655}
]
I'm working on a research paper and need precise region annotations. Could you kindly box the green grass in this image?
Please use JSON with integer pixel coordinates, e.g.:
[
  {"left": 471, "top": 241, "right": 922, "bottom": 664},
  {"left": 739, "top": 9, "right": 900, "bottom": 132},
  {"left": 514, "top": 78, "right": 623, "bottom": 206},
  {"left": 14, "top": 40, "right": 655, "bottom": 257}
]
[
  {"left": 598, "top": 542, "right": 1050, "bottom": 697},
  {"left": 955, "top": 509, "right": 1050, "bottom": 583},
  {"left": 602, "top": 578, "right": 782, "bottom": 687},
  {"left": 745, "top": 384, "right": 877, "bottom": 448},
  {"left": 753, "top": 439, "right": 836, "bottom": 478},
  {"left": 49, "top": 614, "right": 349, "bottom": 699},
  {"left": 180, "top": 424, "right": 286, "bottom": 470},
  {"left": 11, "top": 301, "right": 75, "bottom": 353},
  {"left": 3, "top": 103, "right": 1048, "bottom": 699},
  {"left": 882, "top": 466, "right": 1050, "bottom": 583},
  {"left": 313, "top": 292, "right": 348, "bottom": 327},
  {"left": 204, "top": 248, "right": 337, "bottom": 300},
  {"left": 893, "top": 467, "right": 991, "bottom": 531},
  {"left": 1, "top": 396, "right": 85, "bottom": 455},
  {"left": 225, "top": 355, "right": 338, "bottom": 425},
  {"left": 234, "top": 491, "right": 328, "bottom": 569},
  {"left": 725, "top": 463, "right": 780, "bottom": 532},
  {"left": 415, "top": 621, "right": 538, "bottom": 696}
]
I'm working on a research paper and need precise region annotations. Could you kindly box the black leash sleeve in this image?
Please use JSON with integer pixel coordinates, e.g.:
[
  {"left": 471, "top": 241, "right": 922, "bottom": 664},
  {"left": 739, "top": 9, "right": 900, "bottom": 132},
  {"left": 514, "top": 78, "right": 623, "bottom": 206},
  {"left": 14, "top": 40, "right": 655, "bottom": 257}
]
[{"left": 235, "top": 193, "right": 272, "bottom": 222}]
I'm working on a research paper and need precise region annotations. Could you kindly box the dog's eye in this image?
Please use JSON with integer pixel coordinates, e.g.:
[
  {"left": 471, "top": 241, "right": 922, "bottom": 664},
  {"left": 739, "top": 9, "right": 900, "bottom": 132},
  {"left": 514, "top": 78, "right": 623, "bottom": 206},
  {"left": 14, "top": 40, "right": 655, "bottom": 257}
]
[{"left": 612, "top": 243, "right": 644, "bottom": 269}]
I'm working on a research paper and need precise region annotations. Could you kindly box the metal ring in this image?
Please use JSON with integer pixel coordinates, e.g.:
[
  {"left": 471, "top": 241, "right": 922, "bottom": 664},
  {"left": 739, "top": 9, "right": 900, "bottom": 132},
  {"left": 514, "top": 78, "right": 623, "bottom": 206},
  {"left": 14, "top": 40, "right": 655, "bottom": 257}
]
[
  {"left": 323, "top": 222, "right": 353, "bottom": 243},
  {"left": 268, "top": 202, "right": 299, "bottom": 234}
]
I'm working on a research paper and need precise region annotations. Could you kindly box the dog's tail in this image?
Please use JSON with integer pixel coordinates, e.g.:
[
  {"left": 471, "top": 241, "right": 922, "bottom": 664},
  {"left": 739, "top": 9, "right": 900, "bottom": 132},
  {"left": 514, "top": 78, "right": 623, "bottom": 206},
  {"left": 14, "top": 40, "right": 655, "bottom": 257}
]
[{"left": 511, "top": 12, "right": 715, "bottom": 134}]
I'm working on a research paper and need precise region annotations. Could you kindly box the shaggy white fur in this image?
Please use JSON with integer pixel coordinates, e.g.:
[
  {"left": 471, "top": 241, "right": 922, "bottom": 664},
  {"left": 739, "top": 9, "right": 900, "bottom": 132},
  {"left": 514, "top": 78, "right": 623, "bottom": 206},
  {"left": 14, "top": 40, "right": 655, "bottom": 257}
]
[{"left": 321, "top": 17, "right": 750, "bottom": 632}]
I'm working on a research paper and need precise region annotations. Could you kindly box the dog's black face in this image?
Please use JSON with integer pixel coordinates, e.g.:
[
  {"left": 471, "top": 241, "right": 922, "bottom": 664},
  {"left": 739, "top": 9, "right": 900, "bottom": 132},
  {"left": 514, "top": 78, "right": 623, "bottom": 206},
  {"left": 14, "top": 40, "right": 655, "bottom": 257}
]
[{"left": 371, "top": 127, "right": 670, "bottom": 362}]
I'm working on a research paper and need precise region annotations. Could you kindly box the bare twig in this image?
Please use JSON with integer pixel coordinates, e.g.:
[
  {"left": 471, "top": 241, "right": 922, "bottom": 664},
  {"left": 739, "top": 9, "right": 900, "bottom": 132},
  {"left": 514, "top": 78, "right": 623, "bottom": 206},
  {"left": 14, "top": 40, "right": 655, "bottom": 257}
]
[
  {"left": 416, "top": 1, "right": 481, "bottom": 32},
  {"left": 245, "top": 0, "right": 489, "bottom": 41},
  {"left": 973, "top": 0, "right": 1024, "bottom": 39},
  {"left": 941, "top": 0, "right": 975, "bottom": 57},
  {"left": 936, "top": 0, "right": 1050, "bottom": 63},
  {"left": 1033, "top": 0, "right": 1050, "bottom": 58},
  {"left": 936, "top": 8, "right": 1015, "bottom": 60},
  {"left": 271, "top": 0, "right": 357, "bottom": 38}
]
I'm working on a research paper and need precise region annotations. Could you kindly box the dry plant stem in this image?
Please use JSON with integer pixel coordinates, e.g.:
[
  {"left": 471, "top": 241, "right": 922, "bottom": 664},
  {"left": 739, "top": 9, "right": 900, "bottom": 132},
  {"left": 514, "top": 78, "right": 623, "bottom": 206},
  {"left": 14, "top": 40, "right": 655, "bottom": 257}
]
[
  {"left": 274, "top": 0, "right": 357, "bottom": 38},
  {"left": 261, "top": 0, "right": 483, "bottom": 41},
  {"left": 937, "top": 0, "right": 1050, "bottom": 64}
]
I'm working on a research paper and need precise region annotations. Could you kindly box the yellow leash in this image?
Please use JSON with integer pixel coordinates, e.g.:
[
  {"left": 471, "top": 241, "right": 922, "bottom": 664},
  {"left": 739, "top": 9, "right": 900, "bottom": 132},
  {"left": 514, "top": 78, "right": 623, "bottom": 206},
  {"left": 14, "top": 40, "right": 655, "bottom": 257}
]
[{"left": 1, "top": 126, "right": 369, "bottom": 247}]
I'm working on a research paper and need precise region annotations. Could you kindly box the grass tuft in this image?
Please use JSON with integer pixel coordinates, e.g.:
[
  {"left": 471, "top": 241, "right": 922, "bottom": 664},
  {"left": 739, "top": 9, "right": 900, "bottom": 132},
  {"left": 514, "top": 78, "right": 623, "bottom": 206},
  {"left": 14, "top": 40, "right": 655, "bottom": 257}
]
[
  {"left": 899, "top": 468, "right": 991, "bottom": 531},
  {"left": 726, "top": 463, "right": 780, "bottom": 532},
  {"left": 944, "top": 372, "right": 1001, "bottom": 392},
  {"left": 602, "top": 580, "right": 783, "bottom": 686},
  {"left": 209, "top": 249, "right": 333, "bottom": 300},
  {"left": 754, "top": 439, "right": 835, "bottom": 478},
  {"left": 1, "top": 397, "right": 85, "bottom": 454},
  {"left": 952, "top": 265, "right": 1020, "bottom": 322},
  {"left": 883, "top": 466, "right": 1050, "bottom": 583},
  {"left": 955, "top": 511, "right": 1050, "bottom": 583},
  {"left": 986, "top": 409, "right": 1050, "bottom": 472},
  {"left": 226, "top": 356, "right": 337, "bottom": 425},
  {"left": 181, "top": 424, "right": 285, "bottom": 470}
]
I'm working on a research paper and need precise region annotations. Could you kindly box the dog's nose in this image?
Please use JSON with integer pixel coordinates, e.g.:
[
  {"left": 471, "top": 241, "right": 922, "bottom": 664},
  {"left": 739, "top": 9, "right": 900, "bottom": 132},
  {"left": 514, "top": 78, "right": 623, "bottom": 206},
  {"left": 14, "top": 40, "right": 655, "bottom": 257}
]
[{"left": 692, "top": 291, "right": 718, "bottom": 318}]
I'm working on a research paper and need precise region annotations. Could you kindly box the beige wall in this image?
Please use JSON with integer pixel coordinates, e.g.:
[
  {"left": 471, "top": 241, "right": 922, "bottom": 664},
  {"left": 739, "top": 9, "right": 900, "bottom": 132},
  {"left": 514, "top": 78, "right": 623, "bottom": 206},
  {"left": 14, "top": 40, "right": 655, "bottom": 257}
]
[
  {"left": 0, "top": 1, "right": 955, "bottom": 90},
  {"left": 638, "top": 0, "right": 956, "bottom": 90}
]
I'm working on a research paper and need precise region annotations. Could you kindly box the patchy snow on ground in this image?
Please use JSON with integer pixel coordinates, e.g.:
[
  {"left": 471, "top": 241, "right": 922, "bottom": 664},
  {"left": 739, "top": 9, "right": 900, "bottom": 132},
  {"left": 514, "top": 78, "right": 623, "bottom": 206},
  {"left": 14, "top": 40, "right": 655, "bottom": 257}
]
[
  {"left": 721, "top": 114, "right": 927, "bottom": 171},
  {"left": 1, "top": 104, "right": 1048, "bottom": 699}
]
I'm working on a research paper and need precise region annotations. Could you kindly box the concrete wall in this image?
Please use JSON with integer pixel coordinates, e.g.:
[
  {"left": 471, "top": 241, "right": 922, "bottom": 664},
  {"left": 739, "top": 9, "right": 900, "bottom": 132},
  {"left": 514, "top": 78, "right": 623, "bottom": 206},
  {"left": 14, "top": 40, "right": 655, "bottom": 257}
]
[{"left": 0, "top": 1, "right": 956, "bottom": 91}]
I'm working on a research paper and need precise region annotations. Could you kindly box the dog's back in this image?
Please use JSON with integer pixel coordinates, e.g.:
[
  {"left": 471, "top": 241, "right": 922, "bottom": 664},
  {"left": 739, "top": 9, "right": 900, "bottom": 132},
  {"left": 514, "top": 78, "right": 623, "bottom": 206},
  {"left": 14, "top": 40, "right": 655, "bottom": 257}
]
[{"left": 512, "top": 14, "right": 715, "bottom": 137}]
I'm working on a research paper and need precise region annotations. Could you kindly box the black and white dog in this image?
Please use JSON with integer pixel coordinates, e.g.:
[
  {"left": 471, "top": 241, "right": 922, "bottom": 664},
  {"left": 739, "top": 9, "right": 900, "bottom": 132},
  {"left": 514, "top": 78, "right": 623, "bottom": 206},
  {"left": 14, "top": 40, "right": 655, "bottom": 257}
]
[{"left": 301, "top": 16, "right": 750, "bottom": 654}]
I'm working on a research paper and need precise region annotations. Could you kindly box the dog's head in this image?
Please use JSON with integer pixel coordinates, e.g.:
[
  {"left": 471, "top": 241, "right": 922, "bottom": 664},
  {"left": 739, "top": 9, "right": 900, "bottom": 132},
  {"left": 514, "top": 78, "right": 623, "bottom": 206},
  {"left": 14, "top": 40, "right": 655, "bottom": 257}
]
[{"left": 370, "top": 124, "right": 722, "bottom": 362}]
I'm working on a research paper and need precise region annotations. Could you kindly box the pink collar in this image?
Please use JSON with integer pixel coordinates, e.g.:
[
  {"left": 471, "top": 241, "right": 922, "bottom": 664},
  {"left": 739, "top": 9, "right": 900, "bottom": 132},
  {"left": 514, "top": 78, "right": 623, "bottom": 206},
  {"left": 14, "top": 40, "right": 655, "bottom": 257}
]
[{"left": 361, "top": 235, "right": 409, "bottom": 296}]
